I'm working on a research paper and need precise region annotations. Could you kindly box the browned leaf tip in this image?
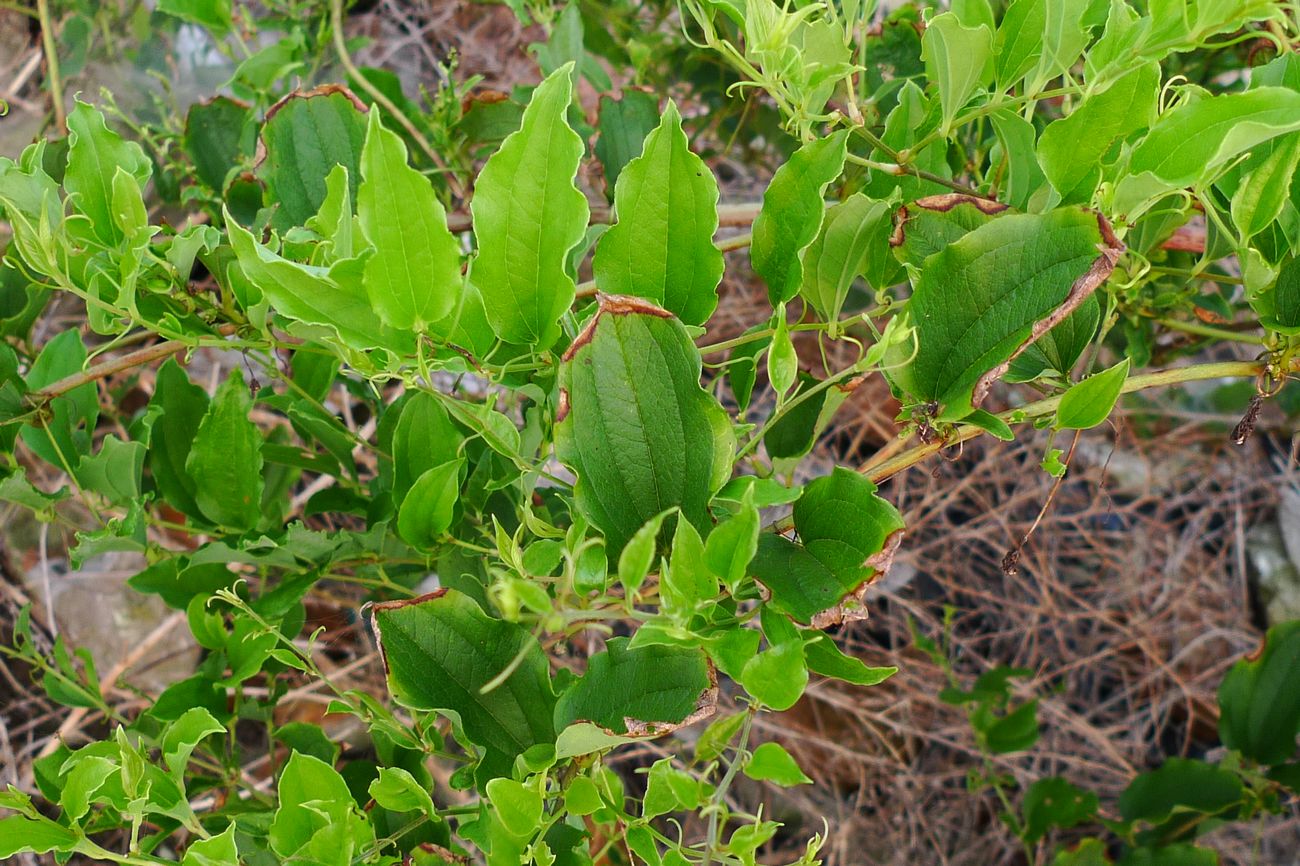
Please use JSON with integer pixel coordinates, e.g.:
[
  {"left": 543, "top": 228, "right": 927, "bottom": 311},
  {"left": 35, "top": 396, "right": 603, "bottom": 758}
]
[
  {"left": 254, "top": 84, "right": 369, "bottom": 167},
  {"left": 970, "top": 211, "right": 1125, "bottom": 408},
  {"left": 889, "top": 194, "right": 1009, "bottom": 247},
  {"left": 807, "top": 528, "right": 906, "bottom": 629},
  {"left": 365, "top": 588, "right": 450, "bottom": 677},
  {"left": 560, "top": 293, "right": 673, "bottom": 362}
]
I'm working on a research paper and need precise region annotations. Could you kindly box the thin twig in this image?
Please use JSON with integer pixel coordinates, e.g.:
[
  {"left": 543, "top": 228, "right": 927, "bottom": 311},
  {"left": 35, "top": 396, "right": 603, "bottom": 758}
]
[{"left": 35, "top": 0, "right": 64, "bottom": 131}]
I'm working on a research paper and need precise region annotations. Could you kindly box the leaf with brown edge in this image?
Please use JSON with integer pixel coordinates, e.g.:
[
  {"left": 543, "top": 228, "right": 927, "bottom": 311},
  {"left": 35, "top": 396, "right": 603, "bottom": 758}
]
[
  {"left": 555, "top": 294, "right": 734, "bottom": 555},
  {"left": 897, "top": 207, "right": 1123, "bottom": 422},
  {"left": 889, "top": 193, "right": 1009, "bottom": 268}
]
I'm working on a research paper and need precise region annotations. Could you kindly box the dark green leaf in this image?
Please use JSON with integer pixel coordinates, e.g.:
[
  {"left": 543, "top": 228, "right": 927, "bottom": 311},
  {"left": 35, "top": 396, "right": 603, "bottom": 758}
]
[
  {"left": 595, "top": 90, "right": 661, "bottom": 197},
  {"left": 1119, "top": 758, "right": 1244, "bottom": 824},
  {"left": 184, "top": 96, "right": 253, "bottom": 192},
  {"left": 1218, "top": 620, "right": 1300, "bottom": 764},
  {"left": 554, "top": 638, "right": 714, "bottom": 735},
  {"left": 1023, "top": 777, "right": 1098, "bottom": 843},
  {"left": 184, "top": 371, "right": 264, "bottom": 532}
]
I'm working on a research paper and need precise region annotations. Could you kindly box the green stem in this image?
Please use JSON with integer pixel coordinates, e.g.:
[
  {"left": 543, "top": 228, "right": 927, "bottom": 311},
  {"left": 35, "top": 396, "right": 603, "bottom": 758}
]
[
  {"left": 1146, "top": 264, "right": 1244, "bottom": 286},
  {"left": 845, "top": 152, "right": 984, "bottom": 197},
  {"left": 702, "top": 704, "right": 757, "bottom": 866},
  {"left": 36, "top": 0, "right": 66, "bottom": 131},
  {"left": 1157, "top": 317, "right": 1265, "bottom": 345}
]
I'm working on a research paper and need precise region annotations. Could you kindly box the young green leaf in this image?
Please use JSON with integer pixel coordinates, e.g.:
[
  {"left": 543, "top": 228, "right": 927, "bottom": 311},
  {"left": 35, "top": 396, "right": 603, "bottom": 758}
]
[
  {"left": 390, "top": 392, "right": 463, "bottom": 508},
  {"left": 740, "top": 641, "right": 808, "bottom": 711},
  {"left": 593, "top": 101, "right": 723, "bottom": 325},
  {"left": 184, "top": 371, "right": 264, "bottom": 532},
  {"left": 371, "top": 589, "right": 557, "bottom": 784},
  {"left": 555, "top": 295, "right": 735, "bottom": 554},
  {"left": 767, "top": 308, "right": 798, "bottom": 399},
  {"left": 921, "top": 13, "right": 993, "bottom": 132},
  {"left": 368, "top": 767, "right": 437, "bottom": 820},
  {"left": 181, "top": 824, "right": 239, "bottom": 866},
  {"left": 1230, "top": 131, "right": 1300, "bottom": 242},
  {"left": 470, "top": 63, "right": 588, "bottom": 346},
  {"left": 65, "top": 100, "right": 152, "bottom": 247},
  {"left": 486, "top": 778, "right": 543, "bottom": 838},
  {"left": 804, "top": 633, "right": 897, "bottom": 686},
  {"left": 617, "top": 508, "right": 673, "bottom": 597},
  {"left": 751, "top": 131, "right": 850, "bottom": 305},
  {"left": 800, "top": 193, "right": 894, "bottom": 325},
  {"left": 703, "top": 488, "right": 760, "bottom": 592},
  {"left": 743, "top": 742, "right": 813, "bottom": 786},
  {"left": 269, "top": 751, "right": 374, "bottom": 860},
  {"left": 358, "top": 111, "right": 464, "bottom": 333},
  {"left": 1055, "top": 358, "right": 1129, "bottom": 429},
  {"left": 396, "top": 459, "right": 464, "bottom": 549}
]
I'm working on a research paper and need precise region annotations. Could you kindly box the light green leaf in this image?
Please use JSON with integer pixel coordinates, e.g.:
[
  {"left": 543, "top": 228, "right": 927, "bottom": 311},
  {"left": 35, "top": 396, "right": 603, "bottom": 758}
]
[
  {"left": 564, "top": 776, "right": 604, "bottom": 815},
  {"left": 554, "top": 723, "right": 641, "bottom": 758},
  {"left": 994, "top": 0, "right": 1045, "bottom": 89},
  {"left": 371, "top": 589, "right": 556, "bottom": 784},
  {"left": 751, "top": 131, "right": 849, "bottom": 305},
  {"left": 593, "top": 101, "right": 722, "bottom": 325},
  {"left": 158, "top": 0, "right": 232, "bottom": 37},
  {"left": 65, "top": 100, "right": 151, "bottom": 247},
  {"left": 740, "top": 641, "right": 807, "bottom": 711},
  {"left": 1257, "top": 256, "right": 1300, "bottom": 336},
  {"left": 181, "top": 824, "right": 239, "bottom": 866},
  {"left": 1231, "top": 131, "right": 1300, "bottom": 241},
  {"left": 663, "top": 515, "right": 717, "bottom": 614},
  {"left": 743, "top": 742, "right": 813, "bottom": 786},
  {"left": 61, "top": 755, "right": 117, "bottom": 821},
  {"left": 555, "top": 296, "right": 735, "bottom": 554},
  {"left": 160, "top": 707, "right": 225, "bottom": 782},
  {"left": 922, "top": 13, "right": 993, "bottom": 132},
  {"left": 1115, "top": 87, "right": 1300, "bottom": 217},
  {"left": 0, "top": 815, "right": 79, "bottom": 858},
  {"left": 184, "top": 371, "right": 264, "bottom": 532},
  {"left": 76, "top": 434, "right": 144, "bottom": 506},
  {"left": 358, "top": 111, "right": 464, "bottom": 333},
  {"left": 257, "top": 86, "right": 368, "bottom": 230},
  {"left": 617, "top": 508, "right": 673, "bottom": 597},
  {"left": 269, "top": 751, "right": 373, "bottom": 861},
  {"left": 1028, "top": 0, "right": 1092, "bottom": 94},
  {"left": 368, "top": 767, "right": 436, "bottom": 819},
  {"left": 554, "top": 638, "right": 714, "bottom": 736},
  {"left": 804, "top": 632, "right": 897, "bottom": 686},
  {"left": 486, "top": 778, "right": 542, "bottom": 838},
  {"left": 471, "top": 63, "right": 587, "bottom": 346},
  {"left": 703, "top": 489, "right": 759, "bottom": 593},
  {"left": 767, "top": 309, "right": 797, "bottom": 399},
  {"left": 988, "top": 110, "right": 1048, "bottom": 210},
  {"left": 1038, "top": 63, "right": 1160, "bottom": 203},
  {"left": 901, "top": 207, "right": 1121, "bottom": 419},
  {"left": 146, "top": 359, "right": 209, "bottom": 521},
  {"left": 390, "top": 392, "right": 463, "bottom": 509},
  {"left": 800, "top": 193, "right": 894, "bottom": 325},
  {"left": 751, "top": 467, "right": 905, "bottom": 626},
  {"left": 1055, "top": 358, "right": 1129, "bottom": 429}
]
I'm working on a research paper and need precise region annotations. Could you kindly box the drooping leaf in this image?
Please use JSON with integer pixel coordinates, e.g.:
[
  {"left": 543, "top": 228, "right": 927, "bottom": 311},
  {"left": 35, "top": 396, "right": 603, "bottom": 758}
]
[
  {"left": 751, "top": 467, "right": 905, "bottom": 627},
  {"left": 470, "top": 63, "right": 588, "bottom": 346},
  {"left": 357, "top": 111, "right": 464, "bottom": 333},
  {"left": 988, "top": 110, "right": 1048, "bottom": 210},
  {"left": 800, "top": 193, "right": 895, "bottom": 325},
  {"left": 371, "top": 589, "right": 556, "bottom": 784},
  {"left": 1218, "top": 620, "right": 1300, "bottom": 764},
  {"left": 554, "top": 638, "right": 715, "bottom": 736},
  {"left": 921, "top": 13, "right": 993, "bottom": 132},
  {"left": 593, "top": 101, "right": 723, "bottom": 326},
  {"left": 1119, "top": 758, "right": 1245, "bottom": 825},
  {"left": 0, "top": 815, "right": 79, "bottom": 858},
  {"left": 555, "top": 295, "right": 735, "bottom": 554},
  {"left": 20, "top": 330, "right": 98, "bottom": 476},
  {"left": 899, "top": 207, "right": 1122, "bottom": 420},
  {"left": 595, "top": 90, "right": 661, "bottom": 197},
  {"left": 1038, "top": 63, "right": 1160, "bottom": 203},
  {"left": 257, "top": 85, "right": 368, "bottom": 230},
  {"left": 183, "top": 96, "right": 254, "bottom": 192},
  {"left": 803, "top": 632, "right": 897, "bottom": 686},
  {"left": 184, "top": 371, "right": 264, "bottom": 532},
  {"left": 65, "top": 100, "right": 152, "bottom": 248},
  {"left": 1114, "top": 87, "right": 1300, "bottom": 217},
  {"left": 751, "top": 131, "right": 850, "bottom": 305}
]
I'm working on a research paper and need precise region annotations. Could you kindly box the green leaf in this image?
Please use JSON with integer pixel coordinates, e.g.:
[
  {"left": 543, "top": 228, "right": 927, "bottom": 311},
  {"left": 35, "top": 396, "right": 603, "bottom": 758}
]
[
  {"left": 390, "top": 392, "right": 463, "bottom": 508},
  {"left": 0, "top": 815, "right": 79, "bottom": 858},
  {"left": 595, "top": 90, "right": 660, "bottom": 196},
  {"left": 396, "top": 459, "right": 464, "bottom": 550},
  {"left": 751, "top": 468, "right": 904, "bottom": 626},
  {"left": 181, "top": 824, "right": 239, "bottom": 866},
  {"left": 161, "top": 707, "right": 225, "bottom": 781},
  {"left": 257, "top": 86, "right": 368, "bottom": 230},
  {"left": 994, "top": 0, "right": 1046, "bottom": 89},
  {"left": 643, "top": 758, "right": 702, "bottom": 819},
  {"left": 740, "top": 640, "right": 807, "bottom": 711},
  {"left": 751, "top": 131, "right": 850, "bottom": 305},
  {"left": 703, "top": 489, "right": 760, "bottom": 592},
  {"left": 76, "top": 434, "right": 144, "bottom": 506},
  {"left": 1115, "top": 87, "right": 1300, "bottom": 217},
  {"left": 65, "top": 100, "right": 152, "bottom": 247},
  {"left": 593, "top": 101, "right": 723, "bottom": 326},
  {"left": 157, "top": 0, "right": 232, "bottom": 37},
  {"left": 178, "top": 372, "right": 262, "bottom": 532},
  {"left": 617, "top": 508, "right": 673, "bottom": 597},
  {"left": 554, "top": 638, "right": 714, "bottom": 736},
  {"left": 988, "top": 110, "right": 1048, "bottom": 210},
  {"left": 1038, "top": 63, "right": 1160, "bottom": 203},
  {"left": 921, "top": 13, "right": 993, "bottom": 132},
  {"left": 766, "top": 310, "right": 797, "bottom": 399},
  {"left": 1119, "top": 758, "right": 1244, "bottom": 825},
  {"left": 555, "top": 296, "right": 735, "bottom": 553},
  {"left": 486, "top": 778, "right": 542, "bottom": 838},
  {"left": 184, "top": 97, "right": 252, "bottom": 192},
  {"left": 743, "top": 742, "right": 812, "bottom": 786},
  {"left": 269, "top": 751, "right": 373, "bottom": 860},
  {"left": 145, "top": 360, "right": 209, "bottom": 520},
  {"left": 663, "top": 515, "right": 717, "bottom": 614},
  {"left": 1218, "top": 620, "right": 1300, "bottom": 764},
  {"left": 982, "top": 699, "right": 1041, "bottom": 753},
  {"left": 803, "top": 633, "right": 897, "bottom": 686},
  {"left": 1055, "top": 358, "right": 1129, "bottom": 429},
  {"left": 1116, "top": 845, "right": 1217, "bottom": 866},
  {"left": 554, "top": 722, "right": 641, "bottom": 758},
  {"left": 61, "top": 754, "right": 117, "bottom": 821},
  {"left": 1231, "top": 131, "right": 1300, "bottom": 242},
  {"left": 800, "top": 193, "right": 895, "bottom": 325},
  {"left": 371, "top": 589, "right": 556, "bottom": 784},
  {"left": 470, "top": 63, "right": 587, "bottom": 346},
  {"left": 368, "top": 766, "right": 437, "bottom": 820},
  {"left": 1022, "top": 777, "right": 1097, "bottom": 843},
  {"left": 564, "top": 776, "right": 604, "bottom": 816},
  {"left": 1259, "top": 256, "right": 1300, "bottom": 335},
  {"left": 890, "top": 193, "right": 1009, "bottom": 268},
  {"left": 357, "top": 111, "right": 463, "bottom": 333},
  {"left": 900, "top": 207, "right": 1121, "bottom": 420},
  {"left": 1007, "top": 295, "right": 1100, "bottom": 382}
]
